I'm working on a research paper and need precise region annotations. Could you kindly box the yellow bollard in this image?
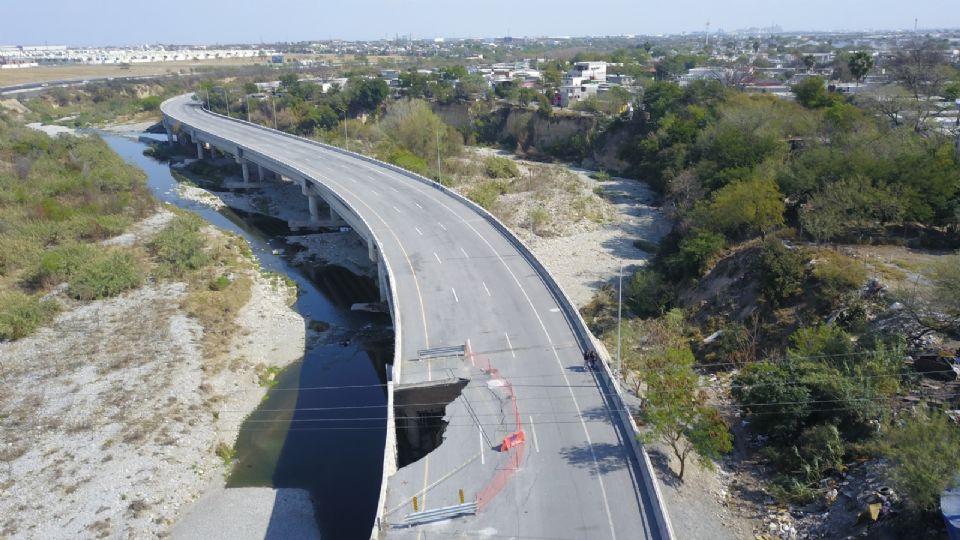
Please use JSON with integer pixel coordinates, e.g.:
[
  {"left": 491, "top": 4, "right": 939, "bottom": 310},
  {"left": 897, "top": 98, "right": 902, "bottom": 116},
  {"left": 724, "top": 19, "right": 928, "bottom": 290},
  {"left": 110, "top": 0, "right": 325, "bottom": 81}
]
[
  {"left": 412, "top": 496, "right": 418, "bottom": 512},
  {"left": 459, "top": 489, "right": 465, "bottom": 505}
]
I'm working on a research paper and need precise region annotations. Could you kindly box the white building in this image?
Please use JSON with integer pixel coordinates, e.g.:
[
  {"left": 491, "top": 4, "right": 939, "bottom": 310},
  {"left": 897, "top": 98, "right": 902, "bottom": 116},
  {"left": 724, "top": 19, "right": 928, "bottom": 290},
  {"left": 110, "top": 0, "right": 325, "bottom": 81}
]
[{"left": 568, "top": 61, "right": 607, "bottom": 82}]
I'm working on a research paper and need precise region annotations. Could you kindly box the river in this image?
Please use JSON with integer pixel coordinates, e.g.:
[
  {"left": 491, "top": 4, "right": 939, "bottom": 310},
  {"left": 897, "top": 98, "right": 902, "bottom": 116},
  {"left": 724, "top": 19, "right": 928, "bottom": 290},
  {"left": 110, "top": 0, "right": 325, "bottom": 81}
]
[{"left": 104, "top": 133, "right": 389, "bottom": 539}]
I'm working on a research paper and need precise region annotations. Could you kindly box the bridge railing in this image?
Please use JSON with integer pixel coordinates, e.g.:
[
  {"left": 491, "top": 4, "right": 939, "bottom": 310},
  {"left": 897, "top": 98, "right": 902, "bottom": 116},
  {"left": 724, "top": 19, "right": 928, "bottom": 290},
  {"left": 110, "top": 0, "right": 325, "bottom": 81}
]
[{"left": 162, "top": 97, "right": 675, "bottom": 540}]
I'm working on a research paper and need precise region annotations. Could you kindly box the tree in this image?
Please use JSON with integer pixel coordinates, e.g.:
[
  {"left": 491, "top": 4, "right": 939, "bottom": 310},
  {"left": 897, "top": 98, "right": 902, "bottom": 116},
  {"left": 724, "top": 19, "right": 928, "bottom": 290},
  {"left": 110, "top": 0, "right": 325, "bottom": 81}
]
[
  {"left": 802, "top": 55, "right": 816, "bottom": 71},
  {"left": 643, "top": 346, "right": 732, "bottom": 480},
  {"left": 755, "top": 240, "right": 805, "bottom": 304},
  {"left": 847, "top": 51, "right": 874, "bottom": 86},
  {"left": 882, "top": 406, "right": 960, "bottom": 513},
  {"left": 696, "top": 177, "right": 785, "bottom": 240},
  {"left": 791, "top": 76, "right": 836, "bottom": 109},
  {"left": 347, "top": 77, "right": 389, "bottom": 114},
  {"left": 891, "top": 43, "right": 955, "bottom": 131}
]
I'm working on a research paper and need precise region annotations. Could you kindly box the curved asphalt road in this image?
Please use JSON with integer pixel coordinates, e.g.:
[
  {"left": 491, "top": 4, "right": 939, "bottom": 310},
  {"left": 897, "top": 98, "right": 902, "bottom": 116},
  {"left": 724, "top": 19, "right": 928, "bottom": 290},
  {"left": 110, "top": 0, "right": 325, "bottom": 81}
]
[{"left": 162, "top": 95, "right": 662, "bottom": 540}]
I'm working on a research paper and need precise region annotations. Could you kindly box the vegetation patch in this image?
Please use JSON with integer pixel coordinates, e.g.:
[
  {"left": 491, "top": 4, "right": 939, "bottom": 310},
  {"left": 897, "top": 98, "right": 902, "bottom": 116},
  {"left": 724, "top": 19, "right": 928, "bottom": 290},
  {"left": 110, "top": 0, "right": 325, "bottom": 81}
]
[{"left": 0, "top": 291, "right": 60, "bottom": 341}]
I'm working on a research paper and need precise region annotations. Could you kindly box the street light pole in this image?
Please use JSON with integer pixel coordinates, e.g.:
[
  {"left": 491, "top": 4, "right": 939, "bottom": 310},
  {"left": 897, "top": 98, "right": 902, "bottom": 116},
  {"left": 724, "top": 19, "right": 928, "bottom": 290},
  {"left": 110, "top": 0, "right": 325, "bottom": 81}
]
[
  {"left": 203, "top": 89, "right": 210, "bottom": 110},
  {"left": 617, "top": 260, "right": 623, "bottom": 386},
  {"left": 342, "top": 109, "right": 349, "bottom": 151}
]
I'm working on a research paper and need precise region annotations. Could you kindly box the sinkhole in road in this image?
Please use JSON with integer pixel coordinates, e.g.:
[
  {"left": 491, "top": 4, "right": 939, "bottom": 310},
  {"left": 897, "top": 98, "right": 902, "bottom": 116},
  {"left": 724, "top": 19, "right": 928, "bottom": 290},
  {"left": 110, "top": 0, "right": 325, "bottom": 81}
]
[{"left": 394, "top": 378, "right": 469, "bottom": 468}]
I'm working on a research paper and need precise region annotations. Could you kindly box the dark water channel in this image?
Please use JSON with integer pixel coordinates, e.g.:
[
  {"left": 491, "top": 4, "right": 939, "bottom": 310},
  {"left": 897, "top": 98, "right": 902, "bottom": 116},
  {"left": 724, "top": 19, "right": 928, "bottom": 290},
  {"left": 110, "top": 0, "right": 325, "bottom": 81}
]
[{"left": 104, "top": 133, "right": 390, "bottom": 539}]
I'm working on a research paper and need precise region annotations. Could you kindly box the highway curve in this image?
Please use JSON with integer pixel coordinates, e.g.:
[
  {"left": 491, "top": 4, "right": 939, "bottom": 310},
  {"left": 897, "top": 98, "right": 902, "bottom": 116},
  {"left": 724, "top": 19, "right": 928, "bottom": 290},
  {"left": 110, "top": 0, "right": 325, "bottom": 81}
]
[{"left": 161, "top": 94, "right": 669, "bottom": 540}]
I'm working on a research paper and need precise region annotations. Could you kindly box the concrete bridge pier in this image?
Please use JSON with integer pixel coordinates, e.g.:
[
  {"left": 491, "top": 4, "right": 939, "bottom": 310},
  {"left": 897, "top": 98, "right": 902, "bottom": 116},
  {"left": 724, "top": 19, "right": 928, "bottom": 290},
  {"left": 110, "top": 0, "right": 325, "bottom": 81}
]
[
  {"left": 195, "top": 141, "right": 204, "bottom": 159},
  {"left": 378, "top": 260, "right": 389, "bottom": 303},
  {"left": 257, "top": 164, "right": 267, "bottom": 182},
  {"left": 165, "top": 127, "right": 174, "bottom": 144},
  {"left": 241, "top": 160, "right": 250, "bottom": 184},
  {"left": 307, "top": 194, "right": 320, "bottom": 224}
]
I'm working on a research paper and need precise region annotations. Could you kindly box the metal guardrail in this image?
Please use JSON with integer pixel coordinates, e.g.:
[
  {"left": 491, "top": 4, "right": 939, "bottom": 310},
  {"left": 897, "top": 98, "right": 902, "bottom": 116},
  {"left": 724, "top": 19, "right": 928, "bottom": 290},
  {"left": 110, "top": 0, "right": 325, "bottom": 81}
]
[
  {"left": 401, "top": 502, "right": 478, "bottom": 527},
  {"left": 161, "top": 96, "right": 675, "bottom": 540}
]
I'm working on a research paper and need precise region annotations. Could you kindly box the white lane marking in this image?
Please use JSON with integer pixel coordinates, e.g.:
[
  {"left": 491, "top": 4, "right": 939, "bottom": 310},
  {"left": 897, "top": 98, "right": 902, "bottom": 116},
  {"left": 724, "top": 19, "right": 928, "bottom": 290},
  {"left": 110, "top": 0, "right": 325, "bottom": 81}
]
[
  {"left": 438, "top": 222, "right": 447, "bottom": 231},
  {"left": 393, "top": 205, "right": 401, "bottom": 213},
  {"left": 370, "top": 189, "right": 379, "bottom": 196},
  {"left": 460, "top": 247, "right": 469, "bottom": 258},
  {"left": 529, "top": 416, "right": 540, "bottom": 453},
  {"left": 415, "top": 227, "right": 423, "bottom": 236},
  {"left": 467, "top": 337, "right": 475, "bottom": 367},
  {"left": 433, "top": 252, "right": 442, "bottom": 264},
  {"left": 482, "top": 281, "right": 491, "bottom": 297},
  {"left": 390, "top": 186, "right": 400, "bottom": 193},
  {"left": 479, "top": 426, "right": 485, "bottom": 464},
  {"left": 451, "top": 287, "right": 459, "bottom": 303},
  {"left": 415, "top": 202, "right": 423, "bottom": 209},
  {"left": 505, "top": 332, "right": 516, "bottom": 358},
  {"left": 432, "top": 197, "right": 619, "bottom": 540}
]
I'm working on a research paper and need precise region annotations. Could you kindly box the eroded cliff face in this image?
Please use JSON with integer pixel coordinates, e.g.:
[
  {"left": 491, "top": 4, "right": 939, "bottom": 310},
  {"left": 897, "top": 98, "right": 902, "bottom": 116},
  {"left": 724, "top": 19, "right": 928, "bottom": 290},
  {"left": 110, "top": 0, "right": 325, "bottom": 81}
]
[{"left": 432, "top": 101, "right": 631, "bottom": 173}]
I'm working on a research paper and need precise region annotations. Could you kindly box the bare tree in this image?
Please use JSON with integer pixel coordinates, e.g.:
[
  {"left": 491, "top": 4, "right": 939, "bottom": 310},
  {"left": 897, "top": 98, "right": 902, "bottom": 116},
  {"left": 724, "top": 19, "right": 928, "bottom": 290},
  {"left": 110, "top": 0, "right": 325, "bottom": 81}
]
[{"left": 891, "top": 43, "right": 954, "bottom": 132}]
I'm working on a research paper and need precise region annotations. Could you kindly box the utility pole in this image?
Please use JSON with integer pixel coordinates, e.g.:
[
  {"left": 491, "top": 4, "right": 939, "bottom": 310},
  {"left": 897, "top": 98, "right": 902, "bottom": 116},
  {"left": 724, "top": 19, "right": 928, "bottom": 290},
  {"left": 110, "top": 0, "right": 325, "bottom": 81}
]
[
  {"left": 203, "top": 89, "right": 210, "bottom": 110},
  {"left": 221, "top": 88, "right": 229, "bottom": 117},
  {"left": 245, "top": 96, "right": 251, "bottom": 122},
  {"left": 617, "top": 260, "right": 623, "bottom": 387},
  {"left": 436, "top": 129, "right": 442, "bottom": 183},
  {"left": 342, "top": 108, "right": 349, "bottom": 151},
  {"left": 270, "top": 94, "right": 278, "bottom": 130}
]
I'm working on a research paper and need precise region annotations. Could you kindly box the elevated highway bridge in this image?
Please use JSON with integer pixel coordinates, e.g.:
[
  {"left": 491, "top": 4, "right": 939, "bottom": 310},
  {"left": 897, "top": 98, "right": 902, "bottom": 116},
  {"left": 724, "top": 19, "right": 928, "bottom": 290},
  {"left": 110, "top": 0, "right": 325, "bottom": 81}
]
[{"left": 161, "top": 94, "right": 673, "bottom": 540}]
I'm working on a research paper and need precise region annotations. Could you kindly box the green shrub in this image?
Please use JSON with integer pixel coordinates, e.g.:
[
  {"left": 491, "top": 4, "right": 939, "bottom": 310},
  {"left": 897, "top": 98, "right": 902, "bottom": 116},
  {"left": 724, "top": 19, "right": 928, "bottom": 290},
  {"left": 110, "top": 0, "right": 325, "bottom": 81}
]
[
  {"left": 385, "top": 148, "right": 430, "bottom": 177},
  {"left": 529, "top": 207, "right": 551, "bottom": 234},
  {"left": 811, "top": 250, "right": 867, "bottom": 307},
  {"left": 882, "top": 406, "right": 960, "bottom": 513},
  {"left": 627, "top": 269, "right": 674, "bottom": 317},
  {"left": 665, "top": 229, "right": 726, "bottom": 277},
  {"left": 70, "top": 250, "right": 143, "bottom": 300},
  {"left": 209, "top": 274, "right": 231, "bottom": 291},
  {"left": 788, "top": 424, "right": 845, "bottom": 483},
  {"left": 467, "top": 180, "right": 509, "bottom": 210},
  {"left": 0, "top": 291, "right": 60, "bottom": 340},
  {"left": 150, "top": 216, "right": 210, "bottom": 277},
  {"left": 592, "top": 170, "right": 612, "bottom": 182},
  {"left": 788, "top": 324, "right": 853, "bottom": 360},
  {"left": 35, "top": 243, "right": 97, "bottom": 286},
  {"left": 755, "top": 240, "right": 805, "bottom": 304},
  {"left": 139, "top": 96, "right": 163, "bottom": 111},
  {"left": 483, "top": 156, "right": 520, "bottom": 178}
]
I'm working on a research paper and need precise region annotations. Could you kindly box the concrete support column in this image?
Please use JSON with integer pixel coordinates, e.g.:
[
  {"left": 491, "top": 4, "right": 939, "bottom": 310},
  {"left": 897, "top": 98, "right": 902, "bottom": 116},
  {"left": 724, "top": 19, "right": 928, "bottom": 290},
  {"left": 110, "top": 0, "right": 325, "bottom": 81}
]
[
  {"left": 401, "top": 406, "right": 420, "bottom": 447},
  {"left": 196, "top": 141, "right": 203, "bottom": 159},
  {"left": 258, "top": 164, "right": 266, "bottom": 182},
  {"left": 378, "top": 260, "right": 388, "bottom": 303},
  {"left": 307, "top": 194, "right": 320, "bottom": 223},
  {"left": 165, "top": 128, "right": 174, "bottom": 143},
  {"left": 241, "top": 161, "right": 250, "bottom": 184},
  {"left": 368, "top": 240, "right": 378, "bottom": 263}
]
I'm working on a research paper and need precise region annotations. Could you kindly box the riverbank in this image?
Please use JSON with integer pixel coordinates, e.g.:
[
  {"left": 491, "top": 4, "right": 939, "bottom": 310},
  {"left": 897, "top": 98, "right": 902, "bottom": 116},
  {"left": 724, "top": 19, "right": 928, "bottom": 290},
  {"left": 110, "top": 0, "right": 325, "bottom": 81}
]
[{"left": 0, "top": 206, "right": 303, "bottom": 538}]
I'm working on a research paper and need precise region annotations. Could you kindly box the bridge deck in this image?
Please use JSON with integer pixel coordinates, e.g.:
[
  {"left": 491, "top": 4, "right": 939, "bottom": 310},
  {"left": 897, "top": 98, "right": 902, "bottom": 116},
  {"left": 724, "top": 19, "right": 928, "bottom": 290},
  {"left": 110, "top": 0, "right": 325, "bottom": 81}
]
[{"left": 162, "top": 95, "right": 663, "bottom": 540}]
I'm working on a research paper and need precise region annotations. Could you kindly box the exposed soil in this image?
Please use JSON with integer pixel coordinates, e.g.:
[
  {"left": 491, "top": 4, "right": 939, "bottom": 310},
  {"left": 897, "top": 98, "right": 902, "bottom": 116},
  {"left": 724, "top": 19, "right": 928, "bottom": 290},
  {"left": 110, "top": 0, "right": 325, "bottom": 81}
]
[{"left": 0, "top": 214, "right": 303, "bottom": 539}]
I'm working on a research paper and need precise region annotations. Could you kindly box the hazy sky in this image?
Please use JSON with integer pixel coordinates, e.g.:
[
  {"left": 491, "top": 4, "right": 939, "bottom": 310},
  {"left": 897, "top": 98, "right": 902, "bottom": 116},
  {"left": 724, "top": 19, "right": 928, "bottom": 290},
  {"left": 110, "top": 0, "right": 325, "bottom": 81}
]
[{"left": 4, "top": 0, "right": 960, "bottom": 46}]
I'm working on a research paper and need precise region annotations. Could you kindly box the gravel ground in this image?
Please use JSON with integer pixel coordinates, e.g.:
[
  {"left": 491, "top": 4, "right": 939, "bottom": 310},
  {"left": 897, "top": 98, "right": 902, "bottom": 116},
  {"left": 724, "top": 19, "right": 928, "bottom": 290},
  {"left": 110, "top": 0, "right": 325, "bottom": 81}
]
[{"left": 0, "top": 215, "right": 305, "bottom": 539}]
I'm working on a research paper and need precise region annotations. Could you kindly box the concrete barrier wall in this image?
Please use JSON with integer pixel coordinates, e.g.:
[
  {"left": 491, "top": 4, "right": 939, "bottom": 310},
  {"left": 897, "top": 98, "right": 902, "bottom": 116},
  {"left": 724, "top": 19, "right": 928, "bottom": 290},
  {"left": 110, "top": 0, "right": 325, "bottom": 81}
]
[
  {"left": 162, "top": 98, "right": 674, "bottom": 540},
  {"left": 163, "top": 101, "right": 402, "bottom": 540}
]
